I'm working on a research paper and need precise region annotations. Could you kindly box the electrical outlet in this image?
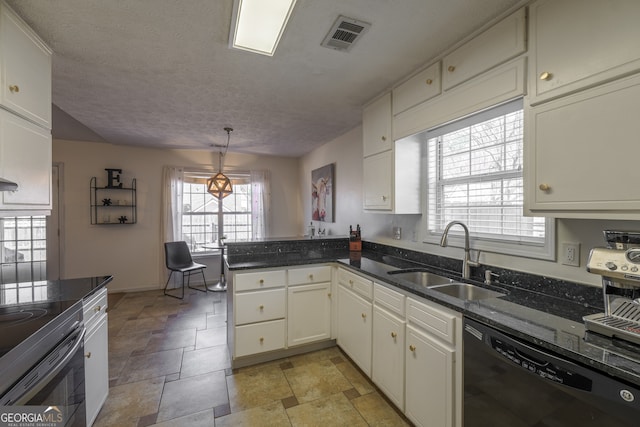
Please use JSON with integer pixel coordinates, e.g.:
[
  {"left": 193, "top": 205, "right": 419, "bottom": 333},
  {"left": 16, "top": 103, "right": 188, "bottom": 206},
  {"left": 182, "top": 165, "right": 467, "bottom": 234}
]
[{"left": 561, "top": 242, "right": 580, "bottom": 267}]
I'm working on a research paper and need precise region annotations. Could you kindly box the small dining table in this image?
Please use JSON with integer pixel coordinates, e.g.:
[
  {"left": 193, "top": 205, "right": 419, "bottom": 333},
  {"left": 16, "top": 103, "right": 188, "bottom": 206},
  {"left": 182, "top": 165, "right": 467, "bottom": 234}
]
[{"left": 201, "top": 242, "right": 226, "bottom": 292}]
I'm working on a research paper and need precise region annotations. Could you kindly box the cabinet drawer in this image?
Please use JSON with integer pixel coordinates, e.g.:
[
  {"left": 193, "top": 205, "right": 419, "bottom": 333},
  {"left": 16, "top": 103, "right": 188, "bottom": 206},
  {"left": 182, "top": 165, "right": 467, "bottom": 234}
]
[
  {"left": 83, "top": 288, "right": 108, "bottom": 329},
  {"left": 288, "top": 265, "right": 332, "bottom": 285},
  {"left": 235, "top": 288, "right": 285, "bottom": 325},
  {"left": 234, "top": 269, "right": 286, "bottom": 291},
  {"left": 442, "top": 8, "right": 525, "bottom": 91},
  {"left": 393, "top": 61, "right": 441, "bottom": 115},
  {"left": 235, "top": 319, "right": 285, "bottom": 357},
  {"left": 338, "top": 268, "right": 373, "bottom": 300},
  {"left": 374, "top": 283, "right": 405, "bottom": 316},
  {"left": 407, "top": 297, "right": 458, "bottom": 345}
]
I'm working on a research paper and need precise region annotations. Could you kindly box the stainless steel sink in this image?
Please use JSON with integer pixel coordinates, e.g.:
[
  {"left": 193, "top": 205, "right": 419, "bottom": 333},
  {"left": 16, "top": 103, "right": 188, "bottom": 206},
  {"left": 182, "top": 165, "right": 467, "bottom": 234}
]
[
  {"left": 388, "top": 270, "right": 453, "bottom": 287},
  {"left": 429, "top": 283, "right": 505, "bottom": 300}
]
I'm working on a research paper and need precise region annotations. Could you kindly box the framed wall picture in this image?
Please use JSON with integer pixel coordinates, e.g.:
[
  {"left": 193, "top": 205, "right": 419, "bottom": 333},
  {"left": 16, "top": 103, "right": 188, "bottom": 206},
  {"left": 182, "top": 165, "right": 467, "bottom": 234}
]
[{"left": 311, "top": 163, "right": 335, "bottom": 222}]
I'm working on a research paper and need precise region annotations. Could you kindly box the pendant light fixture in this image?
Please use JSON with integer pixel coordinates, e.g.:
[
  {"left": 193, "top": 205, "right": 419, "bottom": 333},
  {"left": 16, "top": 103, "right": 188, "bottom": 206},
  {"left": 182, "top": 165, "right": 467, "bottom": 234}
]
[{"left": 207, "top": 127, "right": 233, "bottom": 199}]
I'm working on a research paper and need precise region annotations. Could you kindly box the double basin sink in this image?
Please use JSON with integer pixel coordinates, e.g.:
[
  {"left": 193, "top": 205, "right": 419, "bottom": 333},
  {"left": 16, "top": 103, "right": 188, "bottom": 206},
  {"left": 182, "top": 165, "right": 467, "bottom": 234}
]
[{"left": 387, "top": 269, "right": 506, "bottom": 301}]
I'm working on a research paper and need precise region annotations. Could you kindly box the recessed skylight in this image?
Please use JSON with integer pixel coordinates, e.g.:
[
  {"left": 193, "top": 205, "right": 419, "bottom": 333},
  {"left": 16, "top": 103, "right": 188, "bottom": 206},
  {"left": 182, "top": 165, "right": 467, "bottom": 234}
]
[{"left": 230, "top": 0, "right": 297, "bottom": 56}]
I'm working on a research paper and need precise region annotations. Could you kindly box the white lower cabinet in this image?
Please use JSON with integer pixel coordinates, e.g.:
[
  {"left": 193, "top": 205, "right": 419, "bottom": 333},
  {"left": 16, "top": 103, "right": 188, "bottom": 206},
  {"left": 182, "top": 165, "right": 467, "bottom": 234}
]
[
  {"left": 288, "top": 282, "right": 331, "bottom": 347},
  {"left": 230, "top": 265, "right": 333, "bottom": 366},
  {"left": 372, "top": 304, "right": 405, "bottom": 410},
  {"left": 335, "top": 270, "right": 462, "bottom": 427},
  {"left": 235, "top": 319, "right": 286, "bottom": 357},
  {"left": 405, "top": 297, "right": 462, "bottom": 427},
  {"left": 83, "top": 288, "right": 109, "bottom": 427},
  {"left": 337, "top": 282, "right": 373, "bottom": 376}
]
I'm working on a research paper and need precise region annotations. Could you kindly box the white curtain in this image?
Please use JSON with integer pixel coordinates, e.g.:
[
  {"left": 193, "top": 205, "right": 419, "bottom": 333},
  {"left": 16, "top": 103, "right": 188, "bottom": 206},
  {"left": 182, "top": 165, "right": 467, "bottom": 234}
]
[
  {"left": 250, "top": 170, "right": 271, "bottom": 240},
  {"left": 160, "top": 166, "right": 184, "bottom": 282}
]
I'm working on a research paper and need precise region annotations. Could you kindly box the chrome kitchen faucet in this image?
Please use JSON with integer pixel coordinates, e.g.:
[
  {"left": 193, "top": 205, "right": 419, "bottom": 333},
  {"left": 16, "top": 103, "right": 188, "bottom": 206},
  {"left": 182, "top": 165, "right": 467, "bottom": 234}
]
[{"left": 440, "top": 221, "right": 480, "bottom": 280}]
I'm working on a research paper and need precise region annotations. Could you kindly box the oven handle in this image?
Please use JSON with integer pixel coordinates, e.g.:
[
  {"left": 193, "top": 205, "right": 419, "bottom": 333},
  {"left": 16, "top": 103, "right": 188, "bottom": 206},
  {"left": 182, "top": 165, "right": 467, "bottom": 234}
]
[{"left": 2, "top": 326, "right": 86, "bottom": 405}]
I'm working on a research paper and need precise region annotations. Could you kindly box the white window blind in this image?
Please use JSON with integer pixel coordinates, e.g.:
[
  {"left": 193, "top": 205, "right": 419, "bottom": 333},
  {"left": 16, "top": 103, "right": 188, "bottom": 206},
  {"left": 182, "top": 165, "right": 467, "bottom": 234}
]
[
  {"left": 427, "top": 99, "right": 547, "bottom": 246},
  {"left": 182, "top": 171, "right": 252, "bottom": 252}
]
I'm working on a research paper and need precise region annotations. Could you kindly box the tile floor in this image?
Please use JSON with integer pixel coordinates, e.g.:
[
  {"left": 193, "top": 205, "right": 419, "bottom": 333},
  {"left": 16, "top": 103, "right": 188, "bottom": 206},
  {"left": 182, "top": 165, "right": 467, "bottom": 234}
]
[{"left": 98, "top": 288, "right": 411, "bottom": 426}]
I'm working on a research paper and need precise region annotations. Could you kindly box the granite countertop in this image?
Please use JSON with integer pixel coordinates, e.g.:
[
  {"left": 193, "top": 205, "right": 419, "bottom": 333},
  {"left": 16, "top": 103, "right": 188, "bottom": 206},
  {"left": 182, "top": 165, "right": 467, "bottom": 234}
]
[
  {"left": 0, "top": 275, "right": 113, "bottom": 308},
  {"left": 225, "top": 245, "right": 640, "bottom": 387}
]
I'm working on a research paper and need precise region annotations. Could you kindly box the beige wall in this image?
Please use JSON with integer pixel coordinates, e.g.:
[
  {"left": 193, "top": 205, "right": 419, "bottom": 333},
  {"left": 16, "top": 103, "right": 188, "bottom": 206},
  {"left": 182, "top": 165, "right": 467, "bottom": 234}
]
[
  {"left": 300, "top": 126, "right": 640, "bottom": 287},
  {"left": 53, "top": 139, "right": 301, "bottom": 292}
]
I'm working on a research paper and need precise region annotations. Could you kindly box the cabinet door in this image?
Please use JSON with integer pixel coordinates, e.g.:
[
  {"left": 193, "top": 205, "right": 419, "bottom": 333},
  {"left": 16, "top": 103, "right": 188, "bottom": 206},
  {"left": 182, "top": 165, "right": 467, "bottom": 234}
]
[
  {"left": 363, "top": 93, "right": 392, "bottom": 157},
  {"left": 405, "top": 325, "right": 455, "bottom": 427},
  {"left": 529, "top": 0, "right": 640, "bottom": 104},
  {"left": 525, "top": 73, "right": 640, "bottom": 216},
  {"left": 0, "top": 4, "right": 51, "bottom": 128},
  {"left": 85, "top": 316, "right": 109, "bottom": 427},
  {"left": 288, "top": 282, "right": 331, "bottom": 347},
  {"left": 443, "top": 8, "right": 525, "bottom": 91},
  {"left": 235, "top": 288, "right": 286, "bottom": 325},
  {"left": 235, "top": 319, "right": 286, "bottom": 357},
  {"left": 393, "top": 62, "right": 441, "bottom": 115},
  {"left": 363, "top": 150, "right": 392, "bottom": 210},
  {"left": 372, "top": 306, "right": 405, "bottom": 410},
  {"left": 0, "top": 109, "right": 51, "bottom": 212},
  {"left": 337, "top": 284, "right": 372, "bottom": 376}
]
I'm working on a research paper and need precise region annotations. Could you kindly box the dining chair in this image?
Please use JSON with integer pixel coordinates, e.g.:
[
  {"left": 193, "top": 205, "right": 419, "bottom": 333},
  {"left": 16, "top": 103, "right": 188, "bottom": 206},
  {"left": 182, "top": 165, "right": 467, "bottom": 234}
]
[{"left": 163, "top": 241, "right": 207, "bottom": 299}]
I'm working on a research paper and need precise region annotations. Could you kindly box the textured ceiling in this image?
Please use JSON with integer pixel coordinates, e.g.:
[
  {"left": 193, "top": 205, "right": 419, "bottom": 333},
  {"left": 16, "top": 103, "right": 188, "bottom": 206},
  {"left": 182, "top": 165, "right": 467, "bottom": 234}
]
[{"left": 7, "top": 0, "right": 524, "bottom": 157}]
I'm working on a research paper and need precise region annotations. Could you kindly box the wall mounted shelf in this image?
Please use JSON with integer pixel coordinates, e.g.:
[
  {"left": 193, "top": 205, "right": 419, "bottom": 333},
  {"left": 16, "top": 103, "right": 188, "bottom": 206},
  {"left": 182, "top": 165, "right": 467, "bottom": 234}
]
[{"left": 90, "top": 177, "right": 137, "bottom": 225}]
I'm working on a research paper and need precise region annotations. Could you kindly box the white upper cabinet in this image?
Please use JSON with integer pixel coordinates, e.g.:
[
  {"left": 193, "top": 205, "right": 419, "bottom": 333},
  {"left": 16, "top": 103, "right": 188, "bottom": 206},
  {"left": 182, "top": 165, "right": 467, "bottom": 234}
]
[
  {"left": 442, "top": 8, "right": 526, "bottom": 91},
  {"left": 393, "top": 62, "right": 441, "bottom": 116},
  {"left": 362, "top": 93, "right": 392, "bottom": 157},
  {"left": 529, "top": 0, "right": 640, "bottom": 104},
  {"left": 0, "top": 109, "right": 51, "bottom": 212},
  {"left": 0, "top": 2, "right": 52, "bottom": 128},
  {"left": 525, "top": 73, "right": 640, "bottom": 218}
]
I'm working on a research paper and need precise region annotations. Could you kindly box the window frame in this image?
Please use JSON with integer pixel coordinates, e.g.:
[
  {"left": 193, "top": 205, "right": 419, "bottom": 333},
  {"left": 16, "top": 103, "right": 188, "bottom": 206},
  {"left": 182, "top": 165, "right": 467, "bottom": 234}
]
[
  {"left": 421, "top": 99, "right": 555, "bottom": 260},
  {"left": 181, "top": 170, "right": 253, "bottom": 253}
]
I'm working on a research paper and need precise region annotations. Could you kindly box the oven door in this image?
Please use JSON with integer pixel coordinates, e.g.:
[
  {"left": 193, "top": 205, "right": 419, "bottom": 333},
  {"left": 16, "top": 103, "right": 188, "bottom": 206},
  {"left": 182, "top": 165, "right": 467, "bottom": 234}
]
[{"left": 0, "top": 326, "right": 86, "bottom": 426}]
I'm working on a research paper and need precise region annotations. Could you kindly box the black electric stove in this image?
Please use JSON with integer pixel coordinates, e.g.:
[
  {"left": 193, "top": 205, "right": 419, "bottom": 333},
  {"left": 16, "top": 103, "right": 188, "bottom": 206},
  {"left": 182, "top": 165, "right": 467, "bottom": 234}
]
[{"left": 0, "top": 276, "right": 112, "bottom": 397}]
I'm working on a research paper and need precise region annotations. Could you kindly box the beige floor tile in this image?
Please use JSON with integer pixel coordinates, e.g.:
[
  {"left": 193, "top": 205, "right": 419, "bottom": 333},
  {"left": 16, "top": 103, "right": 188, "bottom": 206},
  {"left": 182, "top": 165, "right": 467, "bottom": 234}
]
[
  {"left": 180, "top": 344, "right": 230, "bottom": 378},
  {"left": 163, "top": 313, "right": 207, "bottom": 332},
  {"left": 286, "top": 392, "right": 368, "bottom": 427},
  {"left": 287, "top": 347, "right": 343, "bottom": 367},
  {"left": 226, "top": 363, "right": 294, "bottom": 412},
  {"left": 93, "top": 376, "right": 165, "bottom": 427},
  {"left": 196, "top": 326, "right": 227, "bottom": 349},
  {"left": 206, "top": 312, "right": 227, "bottom": 329},
  {"left": 108, "top": 354, "right": 129, "bottom": 382},
  {"left": 138, "top": 303, "right": 181, "bottom": 319},
  {"left": 215, "top": 400, "right": 292, "bottom": 427},
  {"left": 156, "top": 370, "right": 228, "bottom": 422},
  {"left": 109, "top": 330, "right": 152, "bottom": 356},
  {"left": 144, "top": 329, "right": 197, "bottom": 353},
  {"left": 116, "top": 348, "right": 183, "bottom": 385},
  {"left": 351, "top": 392, "right": 410, "bottom": 426},
  {"left": 284, "top": 359, "right": 353, "bottom": 403},
  {"left": 117, "top": 316, "right": 168, "bottom": 336},
  {"left": 150, "top": 409, "right": 215, "bottom": 427},
  {"left": 335, "top": 358, "right": 376, "bottom": 395}
]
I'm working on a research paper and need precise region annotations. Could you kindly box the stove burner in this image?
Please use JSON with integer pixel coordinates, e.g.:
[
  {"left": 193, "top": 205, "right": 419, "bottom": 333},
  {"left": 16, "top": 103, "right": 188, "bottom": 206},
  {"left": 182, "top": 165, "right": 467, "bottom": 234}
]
[{"left": 0, "top": 308, "right": 48, "bottom": 327}]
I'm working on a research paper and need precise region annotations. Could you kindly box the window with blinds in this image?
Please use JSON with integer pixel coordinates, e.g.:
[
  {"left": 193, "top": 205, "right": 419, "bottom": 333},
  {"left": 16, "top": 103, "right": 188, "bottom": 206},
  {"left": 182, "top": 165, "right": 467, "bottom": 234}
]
[
  {"left": 426, "top": 99, "right": 548, "bottom": 250},
  {"left": 182, "top": 171, "right": 252, "bottom": 252},
  {"left": 0, "top": 216, "right": 47, "bottom": 286}
]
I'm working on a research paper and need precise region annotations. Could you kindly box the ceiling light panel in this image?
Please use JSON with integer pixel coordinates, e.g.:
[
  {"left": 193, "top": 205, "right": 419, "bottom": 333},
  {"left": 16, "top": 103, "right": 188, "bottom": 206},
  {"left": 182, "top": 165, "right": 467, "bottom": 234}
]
[{"left": 230, "top": 0, "right": 297, "bottom": 56}]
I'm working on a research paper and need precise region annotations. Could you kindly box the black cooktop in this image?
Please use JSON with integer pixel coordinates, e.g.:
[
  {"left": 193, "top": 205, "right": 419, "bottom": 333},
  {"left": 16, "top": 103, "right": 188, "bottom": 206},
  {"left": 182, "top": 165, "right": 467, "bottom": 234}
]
[{"left": 0, "top": 276, "right": 113, "bottom": 358}]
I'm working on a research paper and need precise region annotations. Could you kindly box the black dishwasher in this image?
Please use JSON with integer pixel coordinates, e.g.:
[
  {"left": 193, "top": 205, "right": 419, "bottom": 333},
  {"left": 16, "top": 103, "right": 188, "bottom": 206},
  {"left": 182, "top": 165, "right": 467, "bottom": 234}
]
[{"left": 463, "top": 318, "right": 640, "bottom": 427}]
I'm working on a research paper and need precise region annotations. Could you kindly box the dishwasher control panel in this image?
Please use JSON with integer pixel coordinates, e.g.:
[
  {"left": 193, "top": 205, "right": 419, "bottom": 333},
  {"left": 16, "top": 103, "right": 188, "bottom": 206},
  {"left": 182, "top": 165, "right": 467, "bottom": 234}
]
[{"left": 490, "top": 337, "right": 592, "bottom": 391}]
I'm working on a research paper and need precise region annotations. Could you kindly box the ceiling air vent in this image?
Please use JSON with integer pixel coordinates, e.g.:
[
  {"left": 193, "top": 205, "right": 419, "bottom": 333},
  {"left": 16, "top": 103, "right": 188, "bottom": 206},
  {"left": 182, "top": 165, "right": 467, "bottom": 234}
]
[{"left": 321, "top": 16, "right": 371, "bottom": 52}]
